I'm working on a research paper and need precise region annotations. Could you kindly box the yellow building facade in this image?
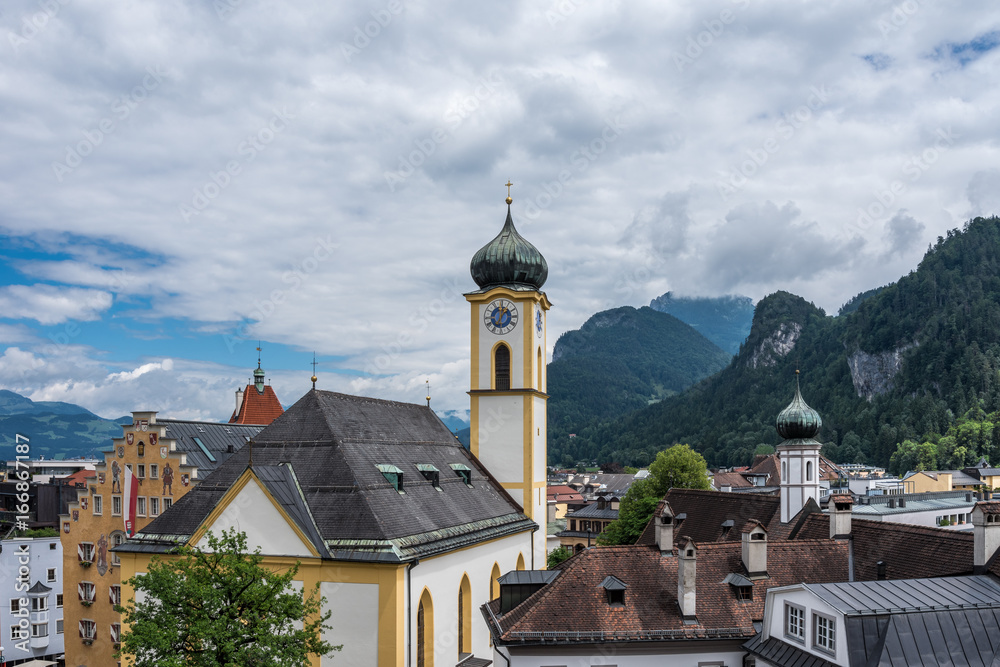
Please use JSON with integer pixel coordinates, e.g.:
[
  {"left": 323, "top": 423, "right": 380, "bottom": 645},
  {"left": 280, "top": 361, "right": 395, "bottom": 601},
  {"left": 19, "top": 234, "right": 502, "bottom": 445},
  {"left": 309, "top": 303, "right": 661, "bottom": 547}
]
[{"left": 60, "top": 412, "right": 261, "bottom": 667}]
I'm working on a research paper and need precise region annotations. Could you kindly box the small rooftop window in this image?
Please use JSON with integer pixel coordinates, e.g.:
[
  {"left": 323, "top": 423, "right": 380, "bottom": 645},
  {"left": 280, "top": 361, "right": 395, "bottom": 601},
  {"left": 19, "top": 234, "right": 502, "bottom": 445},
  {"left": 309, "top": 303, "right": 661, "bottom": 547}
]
[
  {"left": 450, "top": 463, "right": 473, "bottom": 487},
  {"left": 193, "top": 437, "right": 216, "bottom": 463},
  {"left": 599, "top": 575, "right": 627, "bottom": 607},
  {"left": 377, "top": 464, "right": 405, "bottom": 493},
  {"left": 416, "top": 464, "right": 441, "bottom": 490}
]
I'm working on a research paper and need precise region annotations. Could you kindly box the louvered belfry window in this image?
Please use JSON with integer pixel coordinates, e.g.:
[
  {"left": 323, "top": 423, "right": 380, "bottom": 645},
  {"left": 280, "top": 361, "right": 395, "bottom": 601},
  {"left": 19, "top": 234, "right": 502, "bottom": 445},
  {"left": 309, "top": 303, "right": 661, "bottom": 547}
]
[{"left": 495, "top": 345, "right": 511, "bottom": 390}]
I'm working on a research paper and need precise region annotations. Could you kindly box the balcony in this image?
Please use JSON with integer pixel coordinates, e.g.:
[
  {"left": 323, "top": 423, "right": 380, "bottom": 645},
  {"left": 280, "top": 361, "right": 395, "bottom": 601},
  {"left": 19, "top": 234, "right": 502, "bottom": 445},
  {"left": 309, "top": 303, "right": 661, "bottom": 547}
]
[{"left": 30, "top": 633, "right": 49, "bottom": 649}]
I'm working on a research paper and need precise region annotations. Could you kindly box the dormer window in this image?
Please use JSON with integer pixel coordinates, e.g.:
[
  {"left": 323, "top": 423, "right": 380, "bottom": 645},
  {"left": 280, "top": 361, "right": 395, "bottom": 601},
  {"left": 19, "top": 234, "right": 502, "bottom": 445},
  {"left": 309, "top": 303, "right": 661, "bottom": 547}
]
[
  {"left": 450, "top": 463, "right": 473, "bottom": 487},
  {"left": 599, "top": 575, "right": 627, "bottom": 607},
  {"left": 376, "top": 464, "right": 405, "bottom": 493},
  {"left": 416, "top": 464, "right": 441, "bottom": 490}
]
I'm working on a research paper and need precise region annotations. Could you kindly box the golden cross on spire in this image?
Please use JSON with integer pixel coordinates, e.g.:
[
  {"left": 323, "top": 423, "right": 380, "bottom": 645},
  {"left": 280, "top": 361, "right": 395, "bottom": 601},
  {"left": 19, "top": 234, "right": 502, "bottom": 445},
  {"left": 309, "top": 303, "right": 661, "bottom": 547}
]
[{"left": 505, "top": 180, "right": 513, "bottom": 205}]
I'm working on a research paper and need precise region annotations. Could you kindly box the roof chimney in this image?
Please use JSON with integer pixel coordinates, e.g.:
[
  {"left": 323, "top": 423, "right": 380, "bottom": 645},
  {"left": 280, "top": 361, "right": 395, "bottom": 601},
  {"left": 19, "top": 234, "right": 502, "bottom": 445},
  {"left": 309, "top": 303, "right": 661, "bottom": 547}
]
[
  {"left": 235, "top": 388, "right": 244, "bottom": 415},
  {"left": 973, "top": 502, "right": 1000, "bottom": 574},
  {"left": 677, "top": 538, "right": 697, "bottom": 621},
  {"left": 830, "top": 493, "right": 853, "bottom": 539},
  {"left": 741, "top": 521, "right": 768, "bottom": 579},
  {"left": 655, "top": 502, "right": 675, "bottom": 555}
]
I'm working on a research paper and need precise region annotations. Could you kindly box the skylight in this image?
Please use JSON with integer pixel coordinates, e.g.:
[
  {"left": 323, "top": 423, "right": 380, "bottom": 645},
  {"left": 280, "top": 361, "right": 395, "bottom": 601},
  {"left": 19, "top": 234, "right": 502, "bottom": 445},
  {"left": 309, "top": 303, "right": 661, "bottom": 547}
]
[{"left": 192, "top": 437, "right": 216, "bottom": 463}]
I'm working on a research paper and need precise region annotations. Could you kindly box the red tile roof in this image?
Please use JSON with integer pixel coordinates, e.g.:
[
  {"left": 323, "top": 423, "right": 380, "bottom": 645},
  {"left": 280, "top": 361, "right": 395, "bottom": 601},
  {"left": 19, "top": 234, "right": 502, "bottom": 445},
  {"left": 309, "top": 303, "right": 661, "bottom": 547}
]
[
  {"left": 62, "top": 469, "right": 97, "bottom": 486},
  {"left": 229, "top": 385, "right": 284, "bottom": 425},
  {"left": 487, "top": 540, "right": 849, "bottom": 642},
  {"left": 789, "top": 512, "right": 974, "bottom": 580},
  {"left": 548, "top": 485, "right": 584, "bottom": 502},
  {"left": 711, "top": 471, "right": 752, "bottom": 488}
]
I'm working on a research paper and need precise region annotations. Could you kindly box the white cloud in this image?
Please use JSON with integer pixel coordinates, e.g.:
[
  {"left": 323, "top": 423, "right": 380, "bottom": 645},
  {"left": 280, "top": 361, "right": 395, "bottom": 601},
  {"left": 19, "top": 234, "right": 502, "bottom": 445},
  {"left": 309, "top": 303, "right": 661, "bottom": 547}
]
[
  {"left": 0, "top": 0, "right": 999, "bottom": 417},
  {"left": 0, "top": 285, "right": 112, "bottom": 325}
]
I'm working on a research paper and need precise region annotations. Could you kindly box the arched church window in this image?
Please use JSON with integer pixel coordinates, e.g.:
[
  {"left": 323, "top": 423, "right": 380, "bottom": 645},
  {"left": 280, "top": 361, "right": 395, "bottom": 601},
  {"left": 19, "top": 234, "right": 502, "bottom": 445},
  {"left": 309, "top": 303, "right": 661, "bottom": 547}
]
[
  {"left": 806, "top": 460, "right": 813, "bottom": 481},
  {"left": 495, "top": 345, "right": 510, "bottom": 390},
  {"left": 418, "top": 589, "right": 433, "bottom": 667},
  {"left": 458, "top": 575, "right": 471, "bottom": 656}
]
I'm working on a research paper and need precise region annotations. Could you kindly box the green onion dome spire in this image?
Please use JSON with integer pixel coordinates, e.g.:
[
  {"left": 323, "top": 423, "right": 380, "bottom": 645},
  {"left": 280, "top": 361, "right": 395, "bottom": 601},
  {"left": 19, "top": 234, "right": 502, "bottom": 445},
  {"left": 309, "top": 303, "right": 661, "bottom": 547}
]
[
  {"left": 470, "top": 188, "right": 548, "bottom": 291},
  {"left": 776, "top": 371, "right": 822, "bottom": 439}
]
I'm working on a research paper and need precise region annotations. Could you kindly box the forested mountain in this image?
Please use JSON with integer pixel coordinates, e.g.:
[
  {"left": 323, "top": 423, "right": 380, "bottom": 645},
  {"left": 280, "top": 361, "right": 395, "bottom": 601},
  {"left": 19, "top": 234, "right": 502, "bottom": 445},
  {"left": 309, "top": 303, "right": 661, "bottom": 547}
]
[
  {"left": 0, "top": 390, "right": 127, "bottom": 460},
  {"left": 649, "top": 292, "right": 755, "bottom": 355},
  {"left": 560, "top": 217, "right": 1000, "bottom": 470},
  {"left": 547, "top": 306, "right": 730, "bottom": 467}
]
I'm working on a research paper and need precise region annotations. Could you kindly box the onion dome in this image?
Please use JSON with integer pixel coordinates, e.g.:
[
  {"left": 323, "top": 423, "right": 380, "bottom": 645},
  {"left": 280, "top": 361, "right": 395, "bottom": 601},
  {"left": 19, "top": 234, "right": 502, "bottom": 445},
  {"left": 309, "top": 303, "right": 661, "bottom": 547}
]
[
  {"left": 470, "top": 202, "right": 548, "bottom": 291},
  {"left": 776, "top": 373, "right": 822, "bottom": 439},
  {"left": 253, "top": 361, "right": 265, "bottom": 393}
]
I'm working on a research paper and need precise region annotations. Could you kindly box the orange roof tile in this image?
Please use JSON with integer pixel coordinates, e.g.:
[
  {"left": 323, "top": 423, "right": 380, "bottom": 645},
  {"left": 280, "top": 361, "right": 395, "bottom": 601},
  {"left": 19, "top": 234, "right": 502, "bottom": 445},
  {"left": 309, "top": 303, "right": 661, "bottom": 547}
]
[{"left": 230, "top": 385, "right": 284, "bottom": 425}]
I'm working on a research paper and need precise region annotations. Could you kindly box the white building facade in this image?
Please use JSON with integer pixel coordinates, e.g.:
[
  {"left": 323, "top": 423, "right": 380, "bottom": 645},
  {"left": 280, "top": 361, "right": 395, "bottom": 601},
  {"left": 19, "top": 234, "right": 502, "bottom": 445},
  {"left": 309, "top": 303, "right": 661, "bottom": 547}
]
[{"left": 0, "top": 535, "right": 64, "bottom": 665}]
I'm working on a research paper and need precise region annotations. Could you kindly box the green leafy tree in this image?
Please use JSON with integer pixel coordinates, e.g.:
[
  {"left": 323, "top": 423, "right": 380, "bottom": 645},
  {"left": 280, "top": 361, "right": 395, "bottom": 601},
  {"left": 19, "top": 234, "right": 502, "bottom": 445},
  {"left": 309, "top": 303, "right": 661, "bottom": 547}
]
[
  {"left": 647, "top": 444, "right": 712, "bottom": 496},
  {"left": 599, "top": 445, "right": 710, "bottom": 545},
  {"left": 546, "top": 546, "right": 573, "bottom": 569},
  {"left": 116, "top": 529, "right": 339, "bottom": 667}
]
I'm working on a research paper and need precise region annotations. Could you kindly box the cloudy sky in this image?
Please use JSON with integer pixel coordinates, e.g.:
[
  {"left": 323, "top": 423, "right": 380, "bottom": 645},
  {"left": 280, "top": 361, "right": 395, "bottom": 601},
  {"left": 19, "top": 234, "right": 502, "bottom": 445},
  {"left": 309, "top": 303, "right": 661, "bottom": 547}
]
[{"left": 1, "top": 0, "right": 999, "bottom": 423}]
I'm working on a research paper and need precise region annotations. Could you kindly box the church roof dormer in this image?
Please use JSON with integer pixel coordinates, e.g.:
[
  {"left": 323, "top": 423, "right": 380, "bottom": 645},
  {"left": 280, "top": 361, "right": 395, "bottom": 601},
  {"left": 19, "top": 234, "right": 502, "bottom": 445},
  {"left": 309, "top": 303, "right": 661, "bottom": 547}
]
[
  {"left": 776, "top": 372, "right": 821, "bottom": 440},
  {"left": 470, "top": 187, "right": 548, "bottom": 292}
]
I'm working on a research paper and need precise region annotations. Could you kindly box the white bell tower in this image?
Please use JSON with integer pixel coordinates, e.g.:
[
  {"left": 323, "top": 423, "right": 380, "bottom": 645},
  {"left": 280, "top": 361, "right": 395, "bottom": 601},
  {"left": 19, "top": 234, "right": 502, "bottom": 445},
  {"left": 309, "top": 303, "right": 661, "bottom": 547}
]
[
  {"left": 777, "top": 371, "right": 823, "bottom": 523},
  {"left": 466, "top": 185, "right": 550, "bottom": 568}
]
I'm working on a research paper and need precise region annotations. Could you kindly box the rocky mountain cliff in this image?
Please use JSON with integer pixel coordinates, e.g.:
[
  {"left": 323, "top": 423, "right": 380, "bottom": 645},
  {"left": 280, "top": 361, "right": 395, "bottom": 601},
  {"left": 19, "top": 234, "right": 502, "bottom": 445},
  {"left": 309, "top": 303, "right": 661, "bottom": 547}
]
[{"left": 561, "top": 217, "right": 1000, "bottom": 469}]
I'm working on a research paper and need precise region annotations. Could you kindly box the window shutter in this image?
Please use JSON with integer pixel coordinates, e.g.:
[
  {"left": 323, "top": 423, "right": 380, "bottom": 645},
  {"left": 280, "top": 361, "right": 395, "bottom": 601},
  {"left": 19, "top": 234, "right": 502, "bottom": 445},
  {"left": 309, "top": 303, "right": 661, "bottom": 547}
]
[
  {"left": 78, "top": 582, "right": 85, "bottom": 601},
  {"left": 77, "top": 543, "right": 84, "bottom": 561}
]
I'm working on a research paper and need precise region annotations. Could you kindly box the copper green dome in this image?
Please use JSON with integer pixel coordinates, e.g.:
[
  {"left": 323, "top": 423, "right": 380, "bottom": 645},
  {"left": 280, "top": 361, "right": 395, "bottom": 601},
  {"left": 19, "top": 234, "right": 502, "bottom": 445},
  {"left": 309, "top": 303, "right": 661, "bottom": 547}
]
[
  {"left": 470, "top": 205, "right": 547, "bottom": 291},
  {"left": 776, "top": 376, "right": 822, "bottom": 439}
]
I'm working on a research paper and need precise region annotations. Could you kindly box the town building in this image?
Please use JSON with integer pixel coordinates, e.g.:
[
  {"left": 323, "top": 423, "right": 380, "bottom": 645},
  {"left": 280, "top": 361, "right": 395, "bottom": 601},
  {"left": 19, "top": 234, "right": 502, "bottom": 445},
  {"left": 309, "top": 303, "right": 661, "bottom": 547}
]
[
  {"left": 230, "top": 356, "right": 285, "bottom": 424},
  {"left": 0, "top": 535, "right": 64, "bottom": 666},
  {"left": 746, "top": 575, "right": 1000, "bottom": 666},
  {"left": 484, "top": 377, "right": 1000, "bottom": 666},
  {"left": 117, "top": 194, "right": 551, "bottom": 667},
  {"left": 60, "top": 412, "right": 265, "bottom": 667}
]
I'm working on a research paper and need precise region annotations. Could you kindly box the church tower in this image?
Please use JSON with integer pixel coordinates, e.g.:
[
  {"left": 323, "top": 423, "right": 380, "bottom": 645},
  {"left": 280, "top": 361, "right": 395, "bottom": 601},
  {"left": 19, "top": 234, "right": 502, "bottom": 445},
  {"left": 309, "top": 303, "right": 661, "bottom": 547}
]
[
  {"left": 777, "top": 371, "right": 823, "bottom": 523},
  {"left": 467, "top": 186, "right": 550, "bottom": 567}
]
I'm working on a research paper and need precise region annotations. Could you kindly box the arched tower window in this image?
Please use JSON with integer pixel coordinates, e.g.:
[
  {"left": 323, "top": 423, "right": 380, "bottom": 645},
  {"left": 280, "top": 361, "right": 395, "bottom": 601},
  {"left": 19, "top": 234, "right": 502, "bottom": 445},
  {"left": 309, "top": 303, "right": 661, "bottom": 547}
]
[
  {"left": 458, "top": 575, "right": 471, "bottom": 656},
  {"left": 494, "top": 345, "right": 510, "bottom": 391},
  {"left": 806, "top": 460, "right": 813, "bottom": 482},
  {"left": 516, "top": 553, "right": 525, "bottom": 571},
  {"left": 418, "top": 588, "right": 434, "bottom": 667}
]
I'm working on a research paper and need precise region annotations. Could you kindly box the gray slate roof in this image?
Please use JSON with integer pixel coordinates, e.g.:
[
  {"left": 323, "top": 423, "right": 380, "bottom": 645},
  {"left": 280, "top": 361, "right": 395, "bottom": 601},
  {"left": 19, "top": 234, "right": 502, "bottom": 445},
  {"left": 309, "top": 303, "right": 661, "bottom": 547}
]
[
  {"left": 118, "top": 390, "right": 535, "bottom": 562},
  {"left": 157, "top": 419, "right": 263, "bottom": 474},
  {"left": 568, "top": 503, "right": 618, "bottom": 520}
]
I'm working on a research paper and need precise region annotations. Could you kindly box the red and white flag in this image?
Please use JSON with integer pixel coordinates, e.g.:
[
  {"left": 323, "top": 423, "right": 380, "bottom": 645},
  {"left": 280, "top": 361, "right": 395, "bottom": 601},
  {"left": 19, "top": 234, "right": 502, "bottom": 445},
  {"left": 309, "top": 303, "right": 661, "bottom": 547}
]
[{"left": 123, "top": 466, "right": 138, "bottom": 537}]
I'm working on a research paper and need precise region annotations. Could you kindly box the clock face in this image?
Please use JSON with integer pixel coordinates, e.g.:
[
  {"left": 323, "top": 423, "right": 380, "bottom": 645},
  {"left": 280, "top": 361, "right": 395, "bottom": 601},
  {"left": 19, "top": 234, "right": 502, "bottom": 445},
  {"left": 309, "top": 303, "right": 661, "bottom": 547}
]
[
  {"left": 535, "top": 310, "right": 543, "bottom": 338},
  {"left": 484, "top": 299, "right": 518, "bottom": 335}
]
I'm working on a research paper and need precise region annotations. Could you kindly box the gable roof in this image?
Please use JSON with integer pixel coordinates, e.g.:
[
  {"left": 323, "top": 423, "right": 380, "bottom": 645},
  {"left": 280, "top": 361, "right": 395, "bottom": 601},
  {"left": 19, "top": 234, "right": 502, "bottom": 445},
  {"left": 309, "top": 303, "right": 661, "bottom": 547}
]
[
  {"left": 230, "top": 384, "right": 284, "bottom": 424},
  {"left": 789, "top": 512, "right": 974, "bottom": 580},
  {"left": 747, "top": 576, "right": 1000, "bottom": 667},
  {"left": 636, "top": 488, "right": 786, "bottom": 546},
  {"left": 119, "top": 389, "right": 535, "bottom": 562},
  {"left": 484, "top": 539, "right": 850, "bottom": 644},
  {"left": 155, "top": 419, "right": 264, "bottom": 474}
]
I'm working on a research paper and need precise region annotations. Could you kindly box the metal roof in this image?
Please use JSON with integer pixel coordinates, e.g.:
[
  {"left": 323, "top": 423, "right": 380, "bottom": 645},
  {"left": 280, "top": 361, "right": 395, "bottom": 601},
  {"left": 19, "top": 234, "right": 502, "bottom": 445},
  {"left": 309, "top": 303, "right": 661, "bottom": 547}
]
[
  {"left": 498, "top": 570, "right": 560, "bottom": 586},
  {"left": 804, "top": 575, "right": 1000, "bottom": 615},
  {"left": 157, "top": 419, "right": 263, "bottom": 474}
]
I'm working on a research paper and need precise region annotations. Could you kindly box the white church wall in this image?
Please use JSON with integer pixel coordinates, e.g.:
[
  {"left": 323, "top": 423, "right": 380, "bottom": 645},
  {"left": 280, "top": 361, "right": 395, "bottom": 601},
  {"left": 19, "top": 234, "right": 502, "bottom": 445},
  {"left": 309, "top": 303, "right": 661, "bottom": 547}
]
[{"left": 409, "top": 532, "right": 530, "bottom": 664}]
